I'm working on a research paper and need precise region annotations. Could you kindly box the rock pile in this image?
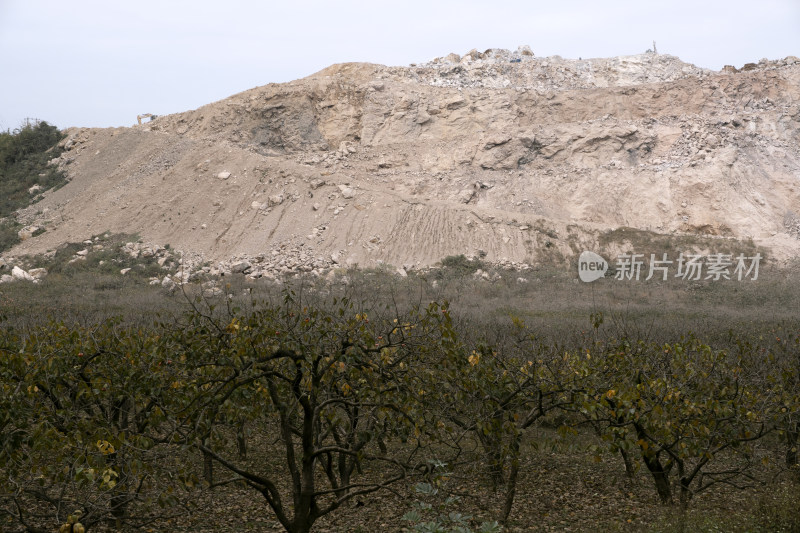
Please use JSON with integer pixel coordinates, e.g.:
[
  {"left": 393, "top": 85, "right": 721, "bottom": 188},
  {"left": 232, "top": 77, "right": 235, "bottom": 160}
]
[
  {"left": 0, "top": 265, "right": 47, "bottom": 284},
  {"left": 402, "top": 47, "right": 713, "bottom": 91},
  {"left": 208, "top": 242, "right": 345, "bottom": 280}
]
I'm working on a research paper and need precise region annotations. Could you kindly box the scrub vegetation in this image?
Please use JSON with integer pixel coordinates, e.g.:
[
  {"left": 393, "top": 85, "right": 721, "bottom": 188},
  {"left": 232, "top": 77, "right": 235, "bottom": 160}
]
[{"left": 1, "top": 262, "right": 799, "bottom": 533}]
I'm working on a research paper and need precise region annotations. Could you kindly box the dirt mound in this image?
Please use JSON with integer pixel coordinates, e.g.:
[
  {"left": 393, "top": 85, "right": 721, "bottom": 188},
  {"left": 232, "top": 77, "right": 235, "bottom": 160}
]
[{"left": 5, "top": 49, "right": 800, "bottom": 276}]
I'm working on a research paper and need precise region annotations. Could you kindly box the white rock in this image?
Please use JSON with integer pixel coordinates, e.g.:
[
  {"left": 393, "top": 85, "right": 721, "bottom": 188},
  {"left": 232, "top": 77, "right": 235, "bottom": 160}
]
[
  {"left": 338, "top": 185, "right": 355, "bottom": 199},
  {"left": 139, "top": 247, "right": 154, "bottom": 258},
  {"left": 11, "top": 266, "right": 34, "bottom": 281},
  {"left": 17, "top": 226, "right": 41, "bottom": 240},
  {"left": 28, "top": 268, "right": 47, "bottom": 280},
  {"left": 203, "top": 287, "right": 224, "bottom": 298},
  {"left": 459, "top": 189, "right": 475, "bottom": 204},
  {"left": 120, "top": 268, "right": 132, "bottom": 275},
  {"left": 76, "top": 249, "right": 89, "bottom": 257},
  {"left": 217, "top": 171, "right": 231, "bottom": 180},
  {"left": 517, "top": 45, "right": 534, "bottom": 56},
  {"left": 268, "top": 194, "right": 284, "bottom": 206},
  {"left": 231, "top": 261, "right": 251, "bottom": 273}
]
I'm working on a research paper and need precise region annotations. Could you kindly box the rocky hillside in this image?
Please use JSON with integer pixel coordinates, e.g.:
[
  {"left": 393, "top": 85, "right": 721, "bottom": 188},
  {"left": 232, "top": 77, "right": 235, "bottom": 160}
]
[{"left": 5, "top": 48, "right": 800, "bottom": 278}]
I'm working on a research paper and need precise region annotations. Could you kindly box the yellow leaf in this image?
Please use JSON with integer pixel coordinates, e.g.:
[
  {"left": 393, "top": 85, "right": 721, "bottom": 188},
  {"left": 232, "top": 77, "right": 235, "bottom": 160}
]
[{"left": 96, "top": 440, "right": 115, "bottom": 455}]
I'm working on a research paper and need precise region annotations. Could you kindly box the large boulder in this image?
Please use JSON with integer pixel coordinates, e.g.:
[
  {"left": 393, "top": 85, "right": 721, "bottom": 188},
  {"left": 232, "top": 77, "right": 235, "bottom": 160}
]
[
  {"left": 11, "top": 266, "right": 34, "bottom": 281},
  {"left": 230, "top": 261, "right": 252, "bottom": 274}
]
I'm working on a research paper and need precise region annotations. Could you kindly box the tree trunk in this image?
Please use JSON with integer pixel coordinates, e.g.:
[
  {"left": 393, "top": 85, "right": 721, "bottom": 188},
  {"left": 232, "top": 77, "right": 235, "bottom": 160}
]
[
  {"left": 634, "top": 423, "right": 672, "bottom": 504},
  {"left": 106, "top": 451, "right": 127, "bottom": 530},
  {"left": 477, "top": 416, "right": 506, "bottom": 491},
  {"left": 786, "top": 422, "right": 798, "bottom": 469},
  {"left": 110, "top": 493, "right": 127, "bottom": 531},
  {"left": 202, "top": 439, "right": 213, "bottom": 485},
  {"left": 678, "top": 478, "right": 693, "bottom": 510},
  {"left": 619, "top": 447, "right": 636, "bottom": 478},
  {"left": 478, "top": 433, "right": 505, "bottom": 491},
  {"left": 237, "top": 420, "right": 247, "bottom": 460},
  {"left": 501, "top": 436, "right": 521, "bottom": 525},
  {"left": 288, "top": 516, "right": 314, "bottom": 533},
  {"left": 639, "top": 451, "right": 672, "bottom": 504}
]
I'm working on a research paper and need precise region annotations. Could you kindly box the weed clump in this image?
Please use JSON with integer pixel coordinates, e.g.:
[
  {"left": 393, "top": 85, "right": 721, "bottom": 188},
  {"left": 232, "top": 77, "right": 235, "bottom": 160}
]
[{"left": 438, "top": 254, "right": 486, "bottom": 277}]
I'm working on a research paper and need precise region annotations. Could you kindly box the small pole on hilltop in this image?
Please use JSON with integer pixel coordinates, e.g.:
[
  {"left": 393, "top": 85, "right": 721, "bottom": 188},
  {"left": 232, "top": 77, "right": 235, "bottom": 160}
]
[{"left": 653, "top": 41, "right": 658, "bottom": 55}]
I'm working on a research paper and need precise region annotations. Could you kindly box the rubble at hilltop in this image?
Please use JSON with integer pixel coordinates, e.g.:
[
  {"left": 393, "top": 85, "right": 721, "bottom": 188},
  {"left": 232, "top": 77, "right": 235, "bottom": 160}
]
[{"left": 396, "top": 46, "right": 715, "bottom": 91}]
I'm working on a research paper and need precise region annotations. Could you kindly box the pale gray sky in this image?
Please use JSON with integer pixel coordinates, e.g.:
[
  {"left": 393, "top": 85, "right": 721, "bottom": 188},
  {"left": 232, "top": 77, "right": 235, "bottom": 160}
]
[{"left": 1, "top": 0, "right": 798, "bottom": 130}]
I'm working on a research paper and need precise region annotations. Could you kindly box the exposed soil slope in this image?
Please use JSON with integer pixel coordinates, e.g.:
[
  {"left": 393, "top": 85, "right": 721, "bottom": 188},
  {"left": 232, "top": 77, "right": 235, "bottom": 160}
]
[{"left": 7, "top": 49, "right": 800, "bottom": 273}]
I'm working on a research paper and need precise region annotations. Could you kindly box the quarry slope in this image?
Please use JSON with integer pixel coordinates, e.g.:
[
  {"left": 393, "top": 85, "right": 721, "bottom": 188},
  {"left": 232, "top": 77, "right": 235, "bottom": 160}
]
[{"left": 7, "top": 49, "right": 800, "bottom": 275}]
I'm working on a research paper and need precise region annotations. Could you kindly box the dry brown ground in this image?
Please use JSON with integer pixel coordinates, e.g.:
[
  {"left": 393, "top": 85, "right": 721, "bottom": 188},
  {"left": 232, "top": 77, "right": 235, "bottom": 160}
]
[{"left": 146, "top": 427, "right": 797, "bottom": 533}]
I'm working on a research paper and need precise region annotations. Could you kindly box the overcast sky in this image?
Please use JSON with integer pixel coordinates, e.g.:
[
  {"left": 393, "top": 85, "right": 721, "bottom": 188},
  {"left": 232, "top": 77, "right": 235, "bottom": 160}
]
[{"left": 1, "top": 0, "right": 798, "bottom": 130}]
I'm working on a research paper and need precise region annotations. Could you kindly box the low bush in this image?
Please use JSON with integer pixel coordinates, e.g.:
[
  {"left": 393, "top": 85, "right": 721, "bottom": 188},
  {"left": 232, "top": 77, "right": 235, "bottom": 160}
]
[
  {"left": 437, "top": 254, "right": 486, "bottom": 278},
  {"left": 0, "top": 120, "right": 67, "bottom": 252},
  {"left": 0, "top": 219, "right": 21, "bottom": 252}
]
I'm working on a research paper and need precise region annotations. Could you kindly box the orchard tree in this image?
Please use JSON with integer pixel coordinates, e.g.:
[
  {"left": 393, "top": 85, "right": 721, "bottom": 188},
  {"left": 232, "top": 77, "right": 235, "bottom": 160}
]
[
  {"left": 756, "top": 330, "right": 800, "bottom": 474},
  {"left": 576, "top": 337, "right": 772, "bottom": 508},
  {"left": 166, "top": 291, "right": 460, "bottom": 533},
  {"left": 0, "top": 319, "right": 186, "bottom": 532},
  {"left": 430, "top": 315, "right": 578, "bottom": 524}
]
